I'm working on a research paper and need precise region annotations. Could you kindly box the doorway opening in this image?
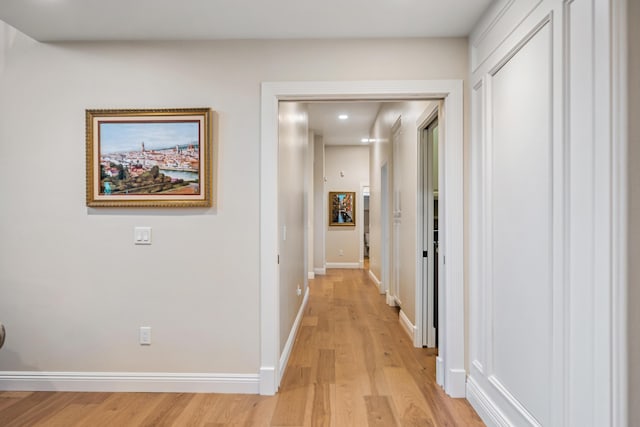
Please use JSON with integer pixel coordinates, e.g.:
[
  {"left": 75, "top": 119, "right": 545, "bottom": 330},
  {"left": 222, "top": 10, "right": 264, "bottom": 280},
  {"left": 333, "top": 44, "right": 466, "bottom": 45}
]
[
  {"left": 260, "top": 80, "right": 465, "bottom": 398},
  {"left": 420, "top": 109, "right": 440, "bottom": 349},
  {"left": 363, "top": 185, "right": 370, "bottom": 269},
  {"left": 381, "top": 163, "right": 390, "bottom": 296}
]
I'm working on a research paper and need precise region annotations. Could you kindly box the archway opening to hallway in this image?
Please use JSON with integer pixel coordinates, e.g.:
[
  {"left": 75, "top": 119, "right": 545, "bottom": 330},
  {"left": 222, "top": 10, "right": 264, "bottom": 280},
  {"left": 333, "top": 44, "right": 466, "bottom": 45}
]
[
  {"left": 295, "top": 99, "right": 441, "bottom": 353},
  {"left": 260, "top": 80, "right": 465, "bottom": 398}
]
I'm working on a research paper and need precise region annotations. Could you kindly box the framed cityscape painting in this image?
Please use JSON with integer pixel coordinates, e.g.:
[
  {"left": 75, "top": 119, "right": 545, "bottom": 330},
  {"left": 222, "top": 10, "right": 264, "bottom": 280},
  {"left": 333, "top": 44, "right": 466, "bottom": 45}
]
[
  {"left": 329, "top": 191, "right": 356, "bottom": 226},
  {"left": 86, "top": 108, "right": 214, "bottom": 207}
]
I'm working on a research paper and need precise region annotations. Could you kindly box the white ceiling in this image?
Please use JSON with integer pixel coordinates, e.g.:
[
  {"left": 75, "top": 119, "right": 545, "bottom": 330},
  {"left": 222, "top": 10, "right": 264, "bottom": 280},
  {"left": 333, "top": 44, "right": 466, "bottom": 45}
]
[
  {"left": 307, "top": 102, "right": 382, "bottom": 146},
  {"left": 0, "top": 0, "right": 493, "bottom": 42}
]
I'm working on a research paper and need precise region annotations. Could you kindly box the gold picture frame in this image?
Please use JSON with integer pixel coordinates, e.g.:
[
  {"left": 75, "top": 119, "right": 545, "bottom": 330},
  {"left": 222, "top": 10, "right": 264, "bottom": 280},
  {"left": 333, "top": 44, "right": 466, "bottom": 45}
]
[
  {"left": 86, "top": 108, "right": 214, "bottom": 208},
  {"left": 329, "top": 191, "right": 356, "bottom": 226}
]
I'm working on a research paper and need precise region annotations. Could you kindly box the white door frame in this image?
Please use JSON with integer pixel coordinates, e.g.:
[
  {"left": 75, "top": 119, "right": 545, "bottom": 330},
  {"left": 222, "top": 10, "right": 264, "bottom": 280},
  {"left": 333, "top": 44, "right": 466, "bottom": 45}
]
[
  {"left": 260, "top": 80, "right": 465, "bottom": 397},
  {"left": 381, "top": 163, "right": 390, "bottom": 295},
  {"left": 417, "top": 104, "right": 440, "bottom": 349},
  {"left": 359, "top": 183, "right": 369, "bottom": 268},
  {"left": 390, "top": 118, "right": 403, "bottom": 306}
]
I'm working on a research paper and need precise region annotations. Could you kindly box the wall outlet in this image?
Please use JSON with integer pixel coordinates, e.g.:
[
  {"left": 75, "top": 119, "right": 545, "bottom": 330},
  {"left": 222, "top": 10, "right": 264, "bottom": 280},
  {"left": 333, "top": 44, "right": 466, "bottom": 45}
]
[
  {"left": 139, "top": 326, "right": 151, "bottom": 345},
  {"left": 296, "top": 285, "right": 302, "bottom": 296},
  {"left": 339, "top": 249, "right": 344, "bottom": 256}
]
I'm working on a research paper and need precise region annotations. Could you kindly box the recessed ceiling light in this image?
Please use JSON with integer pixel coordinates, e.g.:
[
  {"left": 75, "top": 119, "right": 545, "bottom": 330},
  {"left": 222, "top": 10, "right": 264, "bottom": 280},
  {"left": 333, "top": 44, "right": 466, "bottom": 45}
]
[
  {"left": 338, "top": 114, "right": 349, "bottom": 120},
  {"left": 361, "top": 138, "right": 375, "bottom": 143}
]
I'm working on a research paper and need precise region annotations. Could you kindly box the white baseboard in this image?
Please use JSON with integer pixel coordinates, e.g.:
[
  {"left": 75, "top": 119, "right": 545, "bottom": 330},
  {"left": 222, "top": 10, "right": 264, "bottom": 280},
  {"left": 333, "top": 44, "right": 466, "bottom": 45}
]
[
  {"left": 325, "top": 262, "right": 360, "bottom": 269},
  {"left": 466, "top": 376, "right": 511, "bottom": 427},
  {"left": 359, "top": 260, "right": 364, "bottom": 268},
  {"left": 314, "top": 267, "right": 326, "bottom": 275},
  {"left": 446, "top": 368, "right": 467, "bottom": 398},
  {"left": 308, "top": 272, "right": 315, "bottom": 280},
  {"left": 278, "top": 286, "right": 310, "bottom": 385},
  {"left": 399, "top": 309, "right": 416, "bottom": 342},
  {"left": 368, "top": 270, "right": 382, "bottom": 291},
  {"left": 436, "top": 356, "right": 444, "bottom": 386},
  {"left": 0, "top": 371, "right": 260, "bottom": 394},
  {"left": 386, "top": 291, "right": 397, "bottom": 306},
  {"left": 259, "top": 366, "right": 276, "bottom": 396}
]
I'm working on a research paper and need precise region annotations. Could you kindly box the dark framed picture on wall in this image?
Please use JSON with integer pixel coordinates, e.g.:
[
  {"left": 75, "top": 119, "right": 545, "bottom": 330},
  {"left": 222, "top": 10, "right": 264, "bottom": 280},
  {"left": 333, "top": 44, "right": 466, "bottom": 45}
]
[
  {"left": 329, "top": 191, "right": 356, "bottom": 226},
  {"left": 86, "top": 108, "right": 215, "bottom": 208}
]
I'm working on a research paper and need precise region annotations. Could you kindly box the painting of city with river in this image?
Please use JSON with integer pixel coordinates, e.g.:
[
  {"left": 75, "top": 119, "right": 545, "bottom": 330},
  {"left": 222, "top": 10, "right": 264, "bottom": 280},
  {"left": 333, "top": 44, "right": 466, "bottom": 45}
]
[{"left": 99, "top": 121, "right": 201, "bottom": 196}]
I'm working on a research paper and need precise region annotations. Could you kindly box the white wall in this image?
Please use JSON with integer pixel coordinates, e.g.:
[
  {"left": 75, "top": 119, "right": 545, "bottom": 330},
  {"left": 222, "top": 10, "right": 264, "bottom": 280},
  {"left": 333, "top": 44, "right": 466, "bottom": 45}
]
[
  {"left": 0, "top": 24, "right": 10, "bottom": 74},
  {"left": 306, "top": 131, "right": 314, "bottom": 278},
  {"left": 278, "top": 102, "right": 308, "bottom": 351},
  {"left": 313, "top": 135, "right": 326, "bottom": 274},
  {"left": 0, "top": 25, "right": 469, "bottom": 389},
  {"left": 467, "top": 0, "right": 625, "bottom": 425},
  {"left": 325, "top": 145, "right": 369, "bottom": 265},
  {"left": 369, "top": 101, "right": 430, "bottom": 323},
  {"left": 629, "top": 0, "right": 639, "bottom": 422}
]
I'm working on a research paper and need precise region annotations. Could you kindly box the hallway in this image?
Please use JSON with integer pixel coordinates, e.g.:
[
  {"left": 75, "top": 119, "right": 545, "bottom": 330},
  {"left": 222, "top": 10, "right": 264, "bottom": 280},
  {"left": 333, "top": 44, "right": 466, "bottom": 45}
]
[
  {"left": 0, "top": 268, "right": 483, "bottom": 426},
  {"left": 271, "top": 268, "right": 483, "bottom": 426}
]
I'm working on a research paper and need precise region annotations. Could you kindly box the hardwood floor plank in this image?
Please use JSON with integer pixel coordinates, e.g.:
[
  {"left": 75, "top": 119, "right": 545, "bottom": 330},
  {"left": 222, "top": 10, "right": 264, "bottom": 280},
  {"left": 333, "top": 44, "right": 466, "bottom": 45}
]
[
  {"left": 32, "top": 402, "right": 103, "bottom": 427},
  {"left": 302, "top": 316, "right": 318, "bottom": 327},
  {"left": 5, "top": 392, "right": 80, "bottom": 427},
  {"left": 138, "top": 392, "right": 193, "bottom": 426},
  {"left": 0, "top": 391, "right": 32, "bottom": 412},
  {"left": 316, "top": 349, "right": 335, "bottom": 385},
  {"left": 310, "top": 383, "right": 332, "bottom": 427},
  {"left": 28, "top": 391, "right": 112, "bottom": 425},
  {"left": 289, "top": 326, "right": 317, "bottom": 367},
  {"left": 270, "top": 366, "right": 311, "bottom": 426},
  {"left": 0, "top": 392, "right": 59, "bottom": 426},
  {"left": 71, "top": 392, "right": 165, "bottom": 427},
  {"left": 157, "top": 393, "right": 214, "bottom": 426},
  {"left": 364, "top": 396, "right": 399, "bottom": 427},
  {"left": 383, "top": 366, "right": 435, "bottom": 427},
  {"left": 240, "top": 395, "right": 279, "bottom": 427}
]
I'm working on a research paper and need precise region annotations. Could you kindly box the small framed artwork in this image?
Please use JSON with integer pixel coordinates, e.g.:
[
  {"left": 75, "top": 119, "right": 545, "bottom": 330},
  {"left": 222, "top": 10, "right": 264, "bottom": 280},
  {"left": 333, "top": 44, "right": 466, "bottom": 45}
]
[
  {"left": 329, "top": 191, "right": 356, "bottom": 226},
  {"left": 86, "top": 108, "right": 214, "bottom": 207}
]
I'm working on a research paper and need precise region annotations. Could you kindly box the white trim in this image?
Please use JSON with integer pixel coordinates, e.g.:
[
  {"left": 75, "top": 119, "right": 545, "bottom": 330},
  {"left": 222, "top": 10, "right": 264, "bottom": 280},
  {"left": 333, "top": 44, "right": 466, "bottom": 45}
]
[
  {"left": 446, "top": 369, "right": 468, "bottom": 400},
  {"left": 466, "top": 376, "right": 512, "bottom": 427},
  {"left": 260, "top": 82, "right": 280, "bottom": 396},
  {"left": 399, "top": 309, "right": 416, "bottom": 342},
  {"left": 368, "top": 269, "right": 383, "bottom": 294},
  {"left": 278, "top": 286, "right": 310, "bottom": 384},
  {"left": 436, "top": 356, "right": 445, "bottom": 386},
  {"left": 416, "top": 103, "right": 440, "bottom": 349},
  {"left": 308, "top": 272, "right": 315, "bottom": 280},
  {"left": 325, "top": 262, "right": 360, "bottom": 269},
  {"left": 261, "top": 80, "right": 465, "bottom": 397},
  {"left": 313, "top": 267, "right": 326, "bottom": 275},
  {"left": 359, "top": 182, "right": 368, "bottom": 266},
  {"left": 0, "top": 371, "right": 260, "bottom": 394},
  {"left": 385, "top": 291, "right": 397, "bottom": 306},
  {"left": 611, "top": 1, "right": 628, "bottom": 426},
  {"left": 381, "top": 162, "right": 391, "bottom": 297},
  {"left": 488, "top": 375, "right": 541, "bottom": 427},
  {"left": 259, "top": 367, "right": 276, "bottom": 395}
]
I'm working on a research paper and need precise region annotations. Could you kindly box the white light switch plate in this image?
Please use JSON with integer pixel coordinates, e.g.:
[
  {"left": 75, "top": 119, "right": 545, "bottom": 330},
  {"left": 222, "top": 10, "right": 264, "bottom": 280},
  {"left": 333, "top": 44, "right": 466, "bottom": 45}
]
[
  {"left": 134, "top": 227, "right": 152, "bottom": 245},
  {"left": 139, "top": 326, "right": 151, "bottom": 345}
]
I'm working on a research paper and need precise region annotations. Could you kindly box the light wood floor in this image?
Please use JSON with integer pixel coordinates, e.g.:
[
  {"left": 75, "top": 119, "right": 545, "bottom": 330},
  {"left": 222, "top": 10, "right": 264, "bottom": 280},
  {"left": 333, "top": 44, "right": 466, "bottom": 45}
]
[{"left": 0, "top": 268, "right": 484, "bottom": 426}]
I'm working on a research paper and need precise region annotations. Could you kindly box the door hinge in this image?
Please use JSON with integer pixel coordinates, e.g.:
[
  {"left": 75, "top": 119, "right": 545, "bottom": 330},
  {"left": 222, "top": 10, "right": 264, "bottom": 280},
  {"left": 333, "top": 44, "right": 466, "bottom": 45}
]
[{"left": 423, "top": 250, "right": 428, "bottom": 258}]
